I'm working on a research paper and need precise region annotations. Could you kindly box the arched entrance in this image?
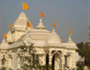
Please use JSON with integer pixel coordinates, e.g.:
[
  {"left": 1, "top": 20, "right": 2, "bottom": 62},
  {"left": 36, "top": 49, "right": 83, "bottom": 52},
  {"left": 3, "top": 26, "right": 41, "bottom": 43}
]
[{"left": 52, "top": 51, "right": 61, "bottom": 70}]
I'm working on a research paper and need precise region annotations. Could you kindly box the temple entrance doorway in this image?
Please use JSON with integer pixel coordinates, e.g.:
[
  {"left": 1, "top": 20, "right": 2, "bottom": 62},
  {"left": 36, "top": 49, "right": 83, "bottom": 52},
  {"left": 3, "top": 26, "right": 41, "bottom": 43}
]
[{"left": 52, "top": 51, "right": 61, "bottom": 70}]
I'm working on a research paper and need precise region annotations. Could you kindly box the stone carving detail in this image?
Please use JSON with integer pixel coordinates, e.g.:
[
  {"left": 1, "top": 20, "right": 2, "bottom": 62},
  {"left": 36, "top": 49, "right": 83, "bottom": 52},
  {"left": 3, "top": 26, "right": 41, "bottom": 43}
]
[{"left": 23, "top": 38, "right": 32, "bottom": 46}]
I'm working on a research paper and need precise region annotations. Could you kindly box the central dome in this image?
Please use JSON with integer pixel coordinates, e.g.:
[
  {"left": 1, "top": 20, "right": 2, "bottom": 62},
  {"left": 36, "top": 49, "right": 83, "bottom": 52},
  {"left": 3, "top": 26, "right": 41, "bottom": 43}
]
[{"left": 47, "top": 28, "right": 62, "bottom": 43}]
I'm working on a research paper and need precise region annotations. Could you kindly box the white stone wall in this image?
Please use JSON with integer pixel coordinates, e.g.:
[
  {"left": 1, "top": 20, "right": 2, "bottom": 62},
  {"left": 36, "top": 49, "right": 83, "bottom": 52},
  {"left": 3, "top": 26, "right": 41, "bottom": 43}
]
[
  {"left": 12, "top": 31, "right": 24, "bottom": 42},
  {"left": 0, "top": 48, "right": 77, "bottom": 70}
]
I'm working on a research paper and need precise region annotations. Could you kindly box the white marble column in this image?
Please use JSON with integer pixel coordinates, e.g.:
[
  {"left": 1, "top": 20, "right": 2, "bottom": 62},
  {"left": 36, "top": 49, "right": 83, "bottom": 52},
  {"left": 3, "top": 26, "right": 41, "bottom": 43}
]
[
  {"left": 8, "top": 50, "right": 13, "bottom": 69},
  {"left": 11, "top": 54, "right": 14, "bottom": 69},
  {"left": 5, "top": 55, "right": 8, "bottom": 69},
  {"left": 8, "top": 57, "right": 12, "bottom": 68},
  {"left": 13, "top": 52, "right": 18, "bottom": 70},
  {"left": 55, "top": 54, "right": 60, "bottom": 70},
  {"left": 61, "top": 53, "right": 65, "bottom": 69},
  {"left": 42, "top": 54, "right": 46, "bottom": 65},
  {"left": 69, "top": 55, "right": 72, "bottom": 69},
  {"left": 18, "top": 56, "right": 21, "bottom": 69},
  {"left": 71, "top": 53, "right": 76, "bottom": 68},
  {"left": 67, "top": 56, "right": 70, "bottom": 68},
  {"left": 0, "top": 52, "right": 2, "bottom": 68}
]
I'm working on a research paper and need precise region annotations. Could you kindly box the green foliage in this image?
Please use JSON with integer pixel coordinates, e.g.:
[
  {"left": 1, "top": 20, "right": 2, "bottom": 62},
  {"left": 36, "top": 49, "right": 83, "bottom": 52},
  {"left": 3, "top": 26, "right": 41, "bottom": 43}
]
[
  {"left": 20, "top": 44, "right": 40, "bottom": 70},
  {"left": 0, "top": 67, "right": 6, "bottom": 70},
  {"left": 76, "top": 42, "right": 90, "bottom": 66},
  {"left": 38, "top": 65, "right": 52, "bottom": 70},
  {"left": 58, "top": 69, "right": 63, "bottom": 70},
  {"left": 19, "top": 44, "right": 53, "bottom": 70},
  {"left": 77, "top": 67, "right": 83, "bottom": 70}
]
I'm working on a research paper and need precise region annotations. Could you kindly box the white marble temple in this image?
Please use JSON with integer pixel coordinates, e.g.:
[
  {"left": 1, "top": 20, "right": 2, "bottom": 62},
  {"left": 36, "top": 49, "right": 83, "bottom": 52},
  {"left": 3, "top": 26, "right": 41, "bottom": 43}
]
[{"left": 0, "top": 11, "right": 78, "bottom": 70}]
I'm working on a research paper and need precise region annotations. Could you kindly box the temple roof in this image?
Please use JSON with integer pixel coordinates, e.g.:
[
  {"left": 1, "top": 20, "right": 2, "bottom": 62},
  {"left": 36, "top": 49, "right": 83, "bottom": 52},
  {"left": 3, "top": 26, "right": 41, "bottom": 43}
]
[
  {"left": 12, "top": 11, "right": 32, "bottom": 30},
  {"left": 6, "top": 31, "right": 13, "bottom": 42},
  {"left": 0, "top": 39, "right": 9, "bottom": 49},
  {"left": 0, "top": 11, "right": 78, "bottom": 50}
]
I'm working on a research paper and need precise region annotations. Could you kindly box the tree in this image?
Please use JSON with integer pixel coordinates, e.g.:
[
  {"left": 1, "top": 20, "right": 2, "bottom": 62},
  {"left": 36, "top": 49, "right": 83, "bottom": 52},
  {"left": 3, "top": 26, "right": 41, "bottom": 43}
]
[
  {"left": 19, "top": 44, "right": 40, "bottom": 70},
  {"left": 76, "top": 42, "right": 90, "bottom": 66},
  {"left": 0, "top": 67, "right": 6, "bottom": 70},
  {"left": 18, "top": 43, "right": 52, "bottom": 70}
]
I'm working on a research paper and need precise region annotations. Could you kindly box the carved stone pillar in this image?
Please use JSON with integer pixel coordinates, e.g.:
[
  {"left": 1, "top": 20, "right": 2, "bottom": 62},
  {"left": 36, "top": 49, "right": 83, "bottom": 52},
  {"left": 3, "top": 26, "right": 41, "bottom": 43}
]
[
  {"left": 17, "top": 49, "right": 21, "bottom": 69},
  {"left": 18, "top": 56, "right": 21, "bottom": 69},
  {"left": 39, "top": 55, "right": 43, "bottom": 65},
  {"left": 42, "top": 54, "right": 46, "bottom": 65},
  {"left": 69, "top": 52, "right": 76, "bottom": 69},
  {"left": 0, "top": 52, "right": 2, "bottom": 68},
  {"left": 69, "top": 54, "right": 72, "bottom": 69},
  {"left": 67, "top": 56, "right": 70, "bottom": 68},
  {"left": 5, "top": 55, "right": 8, "bottom": 68},
  {"left": 0, "top": 54, "right": 4, "bottom": 67},
  {"left": 8, "top": 50, "right": 14, "bottom": 69},
  {"left": 61, "top": 53, "right": 65, "bottom": 69},
  {"left": 8, "top": 56, "right": 12, "bottom": 68},
  {"left": 11, "top": 53, "right": 14, "bottom": 69},
  {"left": 72, "top": 53, "right": 76, "bottom": 69}
]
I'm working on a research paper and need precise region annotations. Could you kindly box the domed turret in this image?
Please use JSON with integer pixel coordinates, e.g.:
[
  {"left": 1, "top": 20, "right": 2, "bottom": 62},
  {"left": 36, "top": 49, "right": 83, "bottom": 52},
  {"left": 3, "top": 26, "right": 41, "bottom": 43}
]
[
  {"left": 36, "top": 19, "right": 45, "bottom": 29},
  {"left": 6, "top": 31, "right": 13, "bottom": 43},
  {"left": 0, "top": 39, "right": 9, "bottom": 49},
  {"left": 47, "top": 28, "right": 62, "bottom": 44},
  {"left": 66, "top": 36, "right": 78, "bottom": 49},
  {"left": 67, "top": 36, "right": 75, "bottom": 44}
]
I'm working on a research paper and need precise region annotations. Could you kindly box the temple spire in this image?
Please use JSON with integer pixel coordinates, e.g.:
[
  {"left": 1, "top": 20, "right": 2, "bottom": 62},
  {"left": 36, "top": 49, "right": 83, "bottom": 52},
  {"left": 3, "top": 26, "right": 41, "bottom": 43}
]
[
  {"left": 36, "top": 19, "right": 45, "bottom": 29},
  {"left": 67, "top": 35, "right": 75, "bottom": 44},
  {"left": 52, "top": 28, "right": 55, "bottom": 32}
]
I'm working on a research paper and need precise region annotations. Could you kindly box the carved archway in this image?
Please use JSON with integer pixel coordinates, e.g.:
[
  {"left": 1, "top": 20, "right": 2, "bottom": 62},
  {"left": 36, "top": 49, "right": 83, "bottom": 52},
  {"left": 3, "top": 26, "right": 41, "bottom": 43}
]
[{"left": 51, "top": 50, "right": 62, "bottom": 70}]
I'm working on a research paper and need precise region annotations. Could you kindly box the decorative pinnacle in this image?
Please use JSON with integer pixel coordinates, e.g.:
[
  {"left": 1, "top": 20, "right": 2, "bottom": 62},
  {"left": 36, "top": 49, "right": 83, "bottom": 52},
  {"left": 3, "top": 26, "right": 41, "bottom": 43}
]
[
  {"left": 52, "top": 28, "right": 55, "bottom": 32},
  {"left": 36, "top": 19, "right": 45, "bottom": 29},
  {"left": 68, "top": 36, "right": 72, "bottom": 41},
  {"left": 39, "top": 19, "right": 42, "bottom": 23},
  {"left": 67, "top": 35, "right": 75, "bottom": 44}
]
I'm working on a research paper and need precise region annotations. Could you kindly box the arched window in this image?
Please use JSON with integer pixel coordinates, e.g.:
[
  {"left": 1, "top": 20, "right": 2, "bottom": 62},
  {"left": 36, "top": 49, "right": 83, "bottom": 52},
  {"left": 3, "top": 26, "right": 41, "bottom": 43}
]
[{"left": 2, "top": 58, "right": 6, "bottom": 65}]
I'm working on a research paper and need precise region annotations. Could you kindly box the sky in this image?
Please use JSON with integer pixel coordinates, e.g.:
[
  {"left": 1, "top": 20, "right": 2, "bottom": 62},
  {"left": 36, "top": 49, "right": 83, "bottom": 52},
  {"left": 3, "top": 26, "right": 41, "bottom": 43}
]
[{"left": 0, "top": 0, "right": 90, "bottom": 43}]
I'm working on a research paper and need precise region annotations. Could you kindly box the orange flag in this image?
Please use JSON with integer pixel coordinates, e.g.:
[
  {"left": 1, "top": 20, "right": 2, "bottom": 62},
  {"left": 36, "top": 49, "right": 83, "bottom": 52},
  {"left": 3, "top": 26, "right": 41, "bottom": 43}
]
[
  {"left": 53, "top": 21, "right": 57, "bottom": 31},
  {"left": 27, "top": 21, "right": 31, "bottom": 27},
  {"left": 9, "top": 24, "right": 12, "bottom": 28},
  {"left": 26, "top": 21, "right": 32, "bottom": 29},
  {"left": 69, "top": 28, "right": 72, "bottom": 36},
  {"left": 53, "top": 21, "right": 56, "bottom": 27},
  {"left": 4, "top": 33, "right": 7, "bottom": 39},
  {"left": 40, "top": 11, "right": 45, "bottom": 17},
  {"left": 23, "top": 2, "right": 29, "bottom": 10}
]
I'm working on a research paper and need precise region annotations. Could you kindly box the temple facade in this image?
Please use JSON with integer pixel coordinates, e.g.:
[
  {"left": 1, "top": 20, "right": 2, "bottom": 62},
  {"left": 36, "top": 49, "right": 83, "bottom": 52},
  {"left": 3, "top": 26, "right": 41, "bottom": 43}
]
[{"left": 0, "top": 11, "right": 78, "bottom": 70}]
